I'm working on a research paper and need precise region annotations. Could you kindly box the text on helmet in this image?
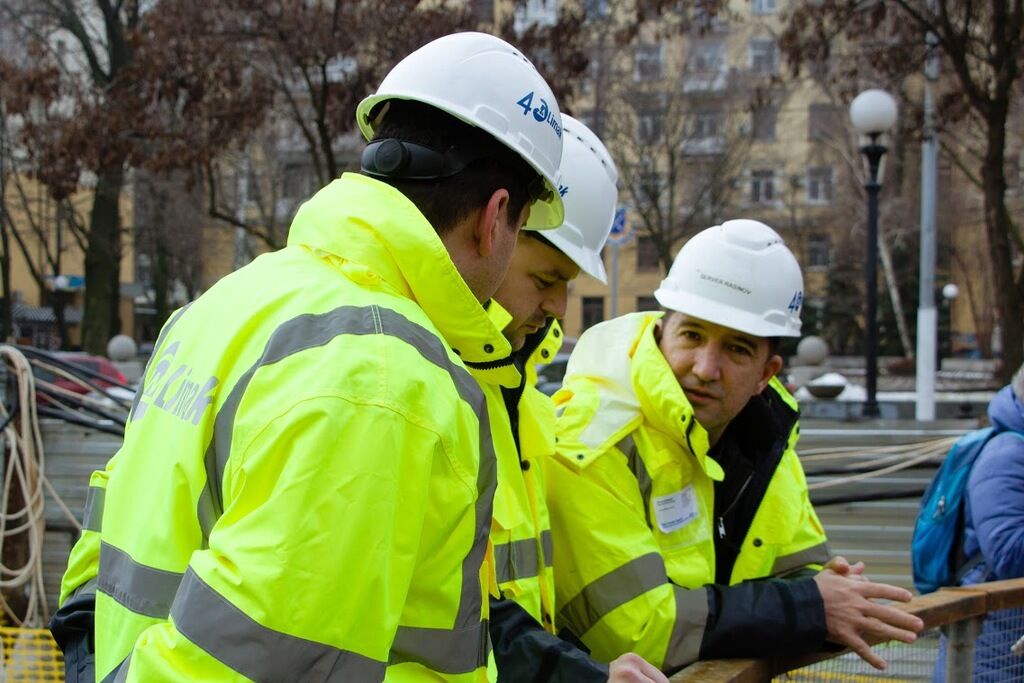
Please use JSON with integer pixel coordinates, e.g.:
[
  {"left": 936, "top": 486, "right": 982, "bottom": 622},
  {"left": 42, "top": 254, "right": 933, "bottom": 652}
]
[
  {"left": 787, "top": 291, "right": 803, "bottom": 313},
  {"left": 516, "top": 91, "right": 563, "bottom": 138},
  {"left": 699, "top": 271, "right": 751, "bottom": 295}
]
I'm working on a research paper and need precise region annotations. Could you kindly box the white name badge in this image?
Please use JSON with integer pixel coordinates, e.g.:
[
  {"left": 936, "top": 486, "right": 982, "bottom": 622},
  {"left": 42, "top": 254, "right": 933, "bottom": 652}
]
[{"left": 653, "top": 485, "right": 699, "bottom": 534}]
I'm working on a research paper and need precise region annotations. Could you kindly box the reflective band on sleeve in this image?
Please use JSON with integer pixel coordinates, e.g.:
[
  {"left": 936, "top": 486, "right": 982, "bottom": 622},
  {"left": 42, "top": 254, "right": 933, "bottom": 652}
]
[
  {"left": 495, "top": 538, "right": 541, "bottom": 584},
  {"left": 771, "top": 542, "right": 831, "bottom": 576},
  {"left": 83, "top": 485, "right": 105, "bottom": 532},
  {"left": 557, "top": 552, "right": 668, "bottom": 637},
  {"left": 172, "top": 567, "right": 387, "bottom": 682},
  {"left": 541, "top": 529, "right": 553, "bottom": 567},
  {"left": 71, "top": 577, "right": 99, "bottom": 600},
  {"left": 194, "top": 304, "right": 495, "bottom": 672},
  {"left": 494, "top": 531, "right": 554, "bottom": 584},
  {"left": 390, "top": 622, "right": 490, "bottom": 674},
  {"left": 98, "top": 541, "right": 183, "bottom": 619},
  {"left": 662, "top": 585, "right": 710, "bottom": 671},
  {"left": 98, "top": 655, "right": 130, "bottom": 683},
  {"left": 618, "top": 435, "right": 654, "bottom": 529}
]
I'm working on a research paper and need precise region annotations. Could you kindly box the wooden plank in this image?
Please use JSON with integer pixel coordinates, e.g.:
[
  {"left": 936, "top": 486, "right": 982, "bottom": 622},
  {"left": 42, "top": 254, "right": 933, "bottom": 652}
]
[{"left": 669, "top": 659, "right": 770, "bottom": 683}]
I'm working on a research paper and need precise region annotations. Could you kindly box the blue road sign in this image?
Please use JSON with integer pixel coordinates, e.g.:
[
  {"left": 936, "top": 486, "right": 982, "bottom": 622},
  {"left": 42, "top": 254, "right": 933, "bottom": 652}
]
[{"left": 607, "top": 206, "right": 633, "bottom": 245}]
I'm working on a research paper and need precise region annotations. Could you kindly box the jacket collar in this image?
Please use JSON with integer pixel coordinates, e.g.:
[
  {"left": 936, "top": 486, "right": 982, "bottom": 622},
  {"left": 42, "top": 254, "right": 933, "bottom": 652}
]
[
  {"left": 287, "top": 173, "right": 512, "bottom": 366},
  {"left": 631, "top": 314, "right": 719, "bottom": 480}
]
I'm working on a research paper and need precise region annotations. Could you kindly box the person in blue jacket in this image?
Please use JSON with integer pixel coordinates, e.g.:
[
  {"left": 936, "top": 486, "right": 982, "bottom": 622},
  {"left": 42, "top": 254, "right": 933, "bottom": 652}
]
[{"left": 935, "top": 364, "right": 1024, "bottom": 682}]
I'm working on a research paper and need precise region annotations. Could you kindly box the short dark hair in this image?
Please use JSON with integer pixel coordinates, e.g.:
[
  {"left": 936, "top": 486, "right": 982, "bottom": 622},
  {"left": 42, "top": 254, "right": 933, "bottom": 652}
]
[{"left": 368, "top": 100, "right": 539, "bottom": 235}]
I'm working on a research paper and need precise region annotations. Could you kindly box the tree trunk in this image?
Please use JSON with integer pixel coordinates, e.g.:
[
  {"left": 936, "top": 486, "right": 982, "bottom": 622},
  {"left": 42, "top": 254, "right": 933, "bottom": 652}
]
[
  {"left": 82, "top": 165, "right": 124, "bottom": 354},
  {"left": 878, "top": 230, "right": 912, "bottom": 357},
  {"left": 982, "top": 108, "right": 1023, "bottom": 382}
]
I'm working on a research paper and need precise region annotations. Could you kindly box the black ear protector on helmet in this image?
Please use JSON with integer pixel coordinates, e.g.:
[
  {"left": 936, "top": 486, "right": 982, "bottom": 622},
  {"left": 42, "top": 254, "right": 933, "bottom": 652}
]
[
  {"left": 361, "top": 139, "right": 478, "bottom": 180},
  {"left": 361, "top": 138, "right": 554, "bottom": 204}
]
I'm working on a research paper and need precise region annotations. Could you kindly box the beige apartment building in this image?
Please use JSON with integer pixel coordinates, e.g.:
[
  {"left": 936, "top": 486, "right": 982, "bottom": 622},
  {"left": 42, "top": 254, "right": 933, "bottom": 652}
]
[
  {"left": 4, "top": 0, "right": 1005, "bottom": 359},
  {"left": 539, "top": 0, "right": 871, "bottom": 342}
]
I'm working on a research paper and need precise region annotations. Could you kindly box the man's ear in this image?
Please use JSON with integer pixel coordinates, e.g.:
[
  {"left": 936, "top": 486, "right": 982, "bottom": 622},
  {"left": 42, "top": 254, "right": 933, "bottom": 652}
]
[
  {"left": 474, "top": 188, "right": 510, "bottom": 257},
  {"left": 759, "top": 354, "right": 784, "bottom": 392}
]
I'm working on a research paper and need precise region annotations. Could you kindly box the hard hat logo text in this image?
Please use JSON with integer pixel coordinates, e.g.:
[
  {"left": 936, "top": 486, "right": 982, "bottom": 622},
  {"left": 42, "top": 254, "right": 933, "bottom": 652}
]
[{"left": 515, "top": 91, "right": 563, "bottom": 138}]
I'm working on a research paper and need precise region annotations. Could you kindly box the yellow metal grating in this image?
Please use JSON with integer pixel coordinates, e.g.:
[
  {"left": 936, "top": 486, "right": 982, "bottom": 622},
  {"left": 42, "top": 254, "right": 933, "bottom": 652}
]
[{"left": 0, "top": 627, "right": 65, "bottom": 682}]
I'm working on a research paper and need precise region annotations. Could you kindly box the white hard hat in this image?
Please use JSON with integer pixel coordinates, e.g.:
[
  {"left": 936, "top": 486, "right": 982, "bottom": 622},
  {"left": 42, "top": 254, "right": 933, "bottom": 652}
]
[
  {"left": 654, "top": 219, "right": 804, "bottom": 337},
  {"left": 356, "top": 32, "right": 565, "bottom": 229},
  {"left": 543, "top": 115, "right": 618, "bottom": 283}
]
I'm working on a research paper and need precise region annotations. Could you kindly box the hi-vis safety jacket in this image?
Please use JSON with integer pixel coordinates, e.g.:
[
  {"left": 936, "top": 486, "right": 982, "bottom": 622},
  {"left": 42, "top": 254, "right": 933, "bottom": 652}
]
[
  {"left": 482, "top": 316, "right": 610, "bottom": 683},
  {"left": 543, "top": 312, "right": 830, "bottom": 672},
  {"left": 58, "top": 173, "right": 510, "bottom": 683},
  {"left": 482, "top": 306, "right": 557, "bottom": 631}
]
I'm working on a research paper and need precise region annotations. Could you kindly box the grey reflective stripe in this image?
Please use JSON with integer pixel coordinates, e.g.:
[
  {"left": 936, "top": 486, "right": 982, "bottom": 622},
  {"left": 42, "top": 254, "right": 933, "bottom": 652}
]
[
  {"left": 617, "top": 435, "right": 653, "bottom": 529},
  {"left": 541, "top": 529, "right": 553, "bottom": 567},
  {"left": 663, "top": 585, "right": 710, "bottom": 670},
  {"left": 390, "top": 622, "right": 489, "bottom": 674},
  {"left": 195, "top": 304, "right": 494, "bottom": 673},
  {"left": 130, "top": 303, "right": 190, "bottom": 422},
  {"left": 98, "top": 541, "right": 183, "bottom": 619},
  {"left": 172, "top": 567, "right": 386, "bottom": 682},
  {"left": 494, "top": 531, "right": 554, "bottom": 584},
  {"left": 558, "top": 552, "right": 668, "bottom": 637},
  {"left": 114, "top": 657, "right": 131, "bottom": 683},
  {"left": 83, "top": 484, "right": 105, "bottom": 532},
  {"left": 71, "top": 577, "right": 98, "bottom": 600},
  {"left": 99, "top": 656, "right": 130, "bottom": 683},
  {"left": 771, "top": 541, "right": 831, "bottom": 576}
]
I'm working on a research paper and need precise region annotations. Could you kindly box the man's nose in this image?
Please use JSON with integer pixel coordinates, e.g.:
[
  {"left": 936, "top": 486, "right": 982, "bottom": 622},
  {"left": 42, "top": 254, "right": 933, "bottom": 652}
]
[
  {"left": 543, "top": 281, "right": 568, "bottom": 320},
  {"left": 691, "top": 346, "right": 723, "bottom": 383}
]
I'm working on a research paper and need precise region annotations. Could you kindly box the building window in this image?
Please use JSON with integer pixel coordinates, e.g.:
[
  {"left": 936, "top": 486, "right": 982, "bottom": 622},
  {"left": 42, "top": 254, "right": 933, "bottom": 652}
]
[
  {"left": 637, "top": 108, "right": 664, "bottom": 144},
  {"left": 750, "top": 169, "right": 776, "bottom": 204},
  {"left": 690, "top": 39, "right": 726, "bottom": 72},
  {"left": 514, "top": 0, "right": 558, "bottom": 31},
  {"left": 807, "top": 234, "right": 831, "bottom": 268},
  {"left": 808, "top": 103, "right": 842, "bottom": 140},
  {"left": 806, "top": 166, "right": 833, "bottom": 203},
  {"left": 470, "top": 0, "right": 494, "bottom": 23},
  {"left": 749, "top": 39, "right": 777, "bottom": 75},
  {"left": 582, "top": 296, "right": 605, "bottom": 330},
  {"left": 638, "top": 166, "right": 661, "bottom": 205},
  {"left": 751, "top": 105, "right": 776, "bottom": 140},
  {"left": 637, "top": 235, "right": 660, "bottom": 272},
  {"left": 693, "top": 110, "right": 722, "bottom": 139},
  {"left": 751, "top": 0, "right": 777, "bottom": 14},
  {"left": 636, "top": 296, "right": 660, "bottom": 312},
  {"left": 634, "top": 44, "right": 664, "bottom": 81},
  {"left": 583, "top": 0, "right": 609, "bottom": 19},
  {"left": 281, "top": 162, "right": 313, "bottom": 199}
]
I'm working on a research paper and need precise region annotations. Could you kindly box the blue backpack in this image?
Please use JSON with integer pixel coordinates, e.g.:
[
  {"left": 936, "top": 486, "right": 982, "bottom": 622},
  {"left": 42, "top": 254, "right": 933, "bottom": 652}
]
[{"left": 912, "top": 427, "right": 1001, "bottom": 594}]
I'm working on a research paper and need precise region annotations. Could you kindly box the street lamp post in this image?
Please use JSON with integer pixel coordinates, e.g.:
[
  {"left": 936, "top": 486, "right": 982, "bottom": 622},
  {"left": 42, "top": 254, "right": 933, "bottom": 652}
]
[
  {"left": 850, "top": 89, "right": 898, "bottom": 419},
  {"left": 940, "top": 283, "right": 960, "bottom": 369}
]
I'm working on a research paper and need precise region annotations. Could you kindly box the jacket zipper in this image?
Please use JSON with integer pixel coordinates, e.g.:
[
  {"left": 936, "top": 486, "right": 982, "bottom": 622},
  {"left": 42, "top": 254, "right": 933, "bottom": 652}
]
[{"left": 717, "top": 473, "right": 753, "bottom": 540}]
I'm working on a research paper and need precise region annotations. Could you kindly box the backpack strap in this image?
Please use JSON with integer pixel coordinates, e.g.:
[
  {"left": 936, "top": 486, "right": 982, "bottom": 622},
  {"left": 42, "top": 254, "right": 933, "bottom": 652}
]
[{"left": 954, "top": 552, "right": 985, "bottom": 584}]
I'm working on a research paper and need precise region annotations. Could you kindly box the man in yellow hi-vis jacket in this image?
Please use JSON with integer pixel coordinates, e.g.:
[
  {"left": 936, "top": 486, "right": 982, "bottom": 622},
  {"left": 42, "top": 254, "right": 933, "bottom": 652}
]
[
  {"left": 49, "top": 32, "right": 569, "bottom": 683},
  {"left": 482, "top": 117, "right": 665, "bottom": 683},
  {"left": 544, "top": 220, "right": 924, "bottom": 674}
]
